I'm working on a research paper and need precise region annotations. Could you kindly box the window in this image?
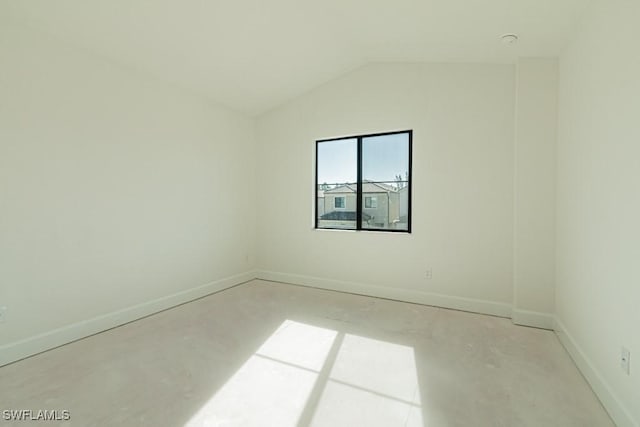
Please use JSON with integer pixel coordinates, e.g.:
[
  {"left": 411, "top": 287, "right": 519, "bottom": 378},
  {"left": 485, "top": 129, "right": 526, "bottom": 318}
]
[
  {"left": 315, "top": 130, "right": 412, "bottom": 232},
  {"left": 364, "top": 196, "right": 377, "bottom": 209}
]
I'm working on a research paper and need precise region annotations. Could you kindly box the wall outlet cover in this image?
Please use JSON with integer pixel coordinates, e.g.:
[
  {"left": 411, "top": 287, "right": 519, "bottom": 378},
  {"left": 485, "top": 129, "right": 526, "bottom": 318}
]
[{"left": 621, "top": 347, "right": 631, "bottom": 375}]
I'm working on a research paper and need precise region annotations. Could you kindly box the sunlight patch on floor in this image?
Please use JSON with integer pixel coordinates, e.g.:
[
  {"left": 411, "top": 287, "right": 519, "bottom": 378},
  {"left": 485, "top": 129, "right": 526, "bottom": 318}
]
[
  {"left": 309, "top": 334, "right": 422, "bottom": 426},
  {"left": 256, "top": 319, "right": 339, "bottom": 371},
  {"left": 184, "top": 320, "right": 337, "bottom": 427},
  {"left": 185, "top": 322, "right": 422, "bottom": 427}
]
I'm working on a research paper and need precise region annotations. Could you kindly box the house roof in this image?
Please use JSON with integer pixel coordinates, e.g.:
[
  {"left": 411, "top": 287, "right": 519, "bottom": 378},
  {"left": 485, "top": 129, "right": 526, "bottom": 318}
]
[
  {"left": 325, "top": 181, "right": 398, "bottom": 194},
  {"left": 324, "top": 184, "right": 356, "bottom": 194}
]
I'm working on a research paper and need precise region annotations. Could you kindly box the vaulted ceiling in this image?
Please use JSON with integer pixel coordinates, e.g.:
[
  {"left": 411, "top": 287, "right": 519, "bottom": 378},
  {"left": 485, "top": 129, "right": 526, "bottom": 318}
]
[{"left": 2, "top": 0, "right": 589, "bottom": 115}]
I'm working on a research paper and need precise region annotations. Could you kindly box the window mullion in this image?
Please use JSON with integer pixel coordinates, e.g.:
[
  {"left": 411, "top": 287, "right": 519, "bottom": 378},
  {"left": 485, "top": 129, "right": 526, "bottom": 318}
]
[
  {"left": 356, "top": 137, "right": 363, "bottom": 230},
  {"left": 314, "top": 141, "right": 319, "bottom": 229}
]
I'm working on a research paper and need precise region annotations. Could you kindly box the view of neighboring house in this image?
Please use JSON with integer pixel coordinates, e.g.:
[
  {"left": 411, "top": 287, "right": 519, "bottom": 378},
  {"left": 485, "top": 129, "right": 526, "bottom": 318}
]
[
  {"left": 318, "top": 181, "right": 404, "bottom": 229},
  {"left": 317, "top": 190, "right": 325, "bottom": 218},
  {"left": 399, "top": 185, "right": 409, "bottom": 224}
]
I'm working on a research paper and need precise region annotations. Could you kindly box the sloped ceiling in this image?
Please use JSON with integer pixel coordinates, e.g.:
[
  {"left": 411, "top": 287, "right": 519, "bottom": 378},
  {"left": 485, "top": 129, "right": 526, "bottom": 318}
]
[{"left": 2, "top": 0, "right": 589, "bottom": 115}]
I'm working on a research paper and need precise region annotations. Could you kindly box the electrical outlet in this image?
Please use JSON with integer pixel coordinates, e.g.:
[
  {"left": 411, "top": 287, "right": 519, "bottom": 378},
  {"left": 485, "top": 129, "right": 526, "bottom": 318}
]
[
  {"left": 621, "top": 347, "right": 631, "bottom": 375},
  {"left": 0, "top": 306, "right": 6, "bottom": 323},
  {"left": 425, "top": 269, "right": 433, "bottom": 280}
]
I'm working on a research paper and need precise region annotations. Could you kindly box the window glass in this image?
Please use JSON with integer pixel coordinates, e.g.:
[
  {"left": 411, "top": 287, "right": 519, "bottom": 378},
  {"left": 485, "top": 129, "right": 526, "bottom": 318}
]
[
  {"left": 316, "top": 131, "right": 411, "bottom": 232},
  {"left": 316, "top": 139, "right": 357, "bottom": 230},
  {"left": 362, "top": 133, "right": 410, "bottom": 231}
]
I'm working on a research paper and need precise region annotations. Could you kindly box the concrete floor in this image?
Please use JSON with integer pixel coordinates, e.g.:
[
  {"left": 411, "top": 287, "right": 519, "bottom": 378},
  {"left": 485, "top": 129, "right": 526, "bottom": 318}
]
[{"left": 0, "top": 280, "right": 613, "bottom": 426}]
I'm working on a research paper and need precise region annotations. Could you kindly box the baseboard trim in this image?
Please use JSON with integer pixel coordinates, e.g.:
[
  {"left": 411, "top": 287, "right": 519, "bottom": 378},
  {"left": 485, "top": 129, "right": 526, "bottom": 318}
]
[
  {"left": 512, "top": 308, "right": 555, "bottom": 330},
  {"left": 554, "top": 317, "right": 637, "bottom": 427},
  {"left": 0, "top": 269, "right": 563, "bottom": 370},
  {"left": 0, "top": 270, "right": 256, "bottom": 368},
  {"left": 256, "top": 270, "right": 513, "bottom": 318}
]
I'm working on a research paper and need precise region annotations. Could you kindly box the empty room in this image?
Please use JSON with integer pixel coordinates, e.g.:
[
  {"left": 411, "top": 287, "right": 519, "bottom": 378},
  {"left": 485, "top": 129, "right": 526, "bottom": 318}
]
[{"left": 0, "top": 0, "right": 638, "bottom": 426}]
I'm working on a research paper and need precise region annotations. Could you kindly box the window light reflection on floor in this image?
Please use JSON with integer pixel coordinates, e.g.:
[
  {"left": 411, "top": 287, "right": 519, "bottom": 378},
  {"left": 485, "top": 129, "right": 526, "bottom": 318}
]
[
  {"left": 310, "top": 334, "right": 423, "bottom": 426},
  {"left": 185, "top": 320, "right": 422, "bottom": 427}
]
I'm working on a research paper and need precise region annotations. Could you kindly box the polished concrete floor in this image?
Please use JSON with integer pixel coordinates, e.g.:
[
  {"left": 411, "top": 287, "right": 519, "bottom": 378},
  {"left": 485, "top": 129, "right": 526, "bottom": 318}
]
[{"left": 0, "top": 280, "right": 613, "bottom": 426}]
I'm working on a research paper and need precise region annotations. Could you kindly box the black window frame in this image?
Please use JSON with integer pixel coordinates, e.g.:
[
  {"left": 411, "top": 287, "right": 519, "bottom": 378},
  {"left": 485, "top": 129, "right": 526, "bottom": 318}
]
[{"left": 315, "top": 129, "right": 412, "bottom": 233}]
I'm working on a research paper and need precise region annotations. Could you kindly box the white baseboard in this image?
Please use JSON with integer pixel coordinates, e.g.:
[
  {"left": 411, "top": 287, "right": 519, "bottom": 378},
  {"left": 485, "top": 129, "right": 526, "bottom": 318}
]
[
  {"left": 7, "top": 269, "right": 631, "bottom": 426},
  {"left": 512, "top": 308, "right": 555, "bottom": 330},
  {"left": 256, "top": 270, "right": 513, "bottom": 319},
  {"left": 0, "top": 269, "right": 560, "bottom": 369},
  {"left": 554, "top": 317, "right": 637, "bottom": 427},
  {"left": 0, "top": 271, "right": 256, "bottom": 368}
]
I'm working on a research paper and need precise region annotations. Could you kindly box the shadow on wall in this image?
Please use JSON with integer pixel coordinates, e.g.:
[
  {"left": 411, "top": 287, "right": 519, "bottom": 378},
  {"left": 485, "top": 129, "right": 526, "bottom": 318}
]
[{"left": 0, "top": 281, "right": 613, "bottom": 426}]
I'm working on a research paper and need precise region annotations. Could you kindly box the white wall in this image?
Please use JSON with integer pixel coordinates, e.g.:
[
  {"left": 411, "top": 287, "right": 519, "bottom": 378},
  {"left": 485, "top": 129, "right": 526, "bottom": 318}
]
[
  {"left": 256, "top": 63, "right": 516, "bottom": 314},
  {"left": 2, "top": 9, "right": 633, "bottom": 423},
  {"left": 0, "top": 25, "right": 256, "bottom": 361},
  {"left": 556, "top": 0, "right": 640, "bottom": 425},
  {"left": 513, "top": 58, "right": 557, "bottom": 328}
]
